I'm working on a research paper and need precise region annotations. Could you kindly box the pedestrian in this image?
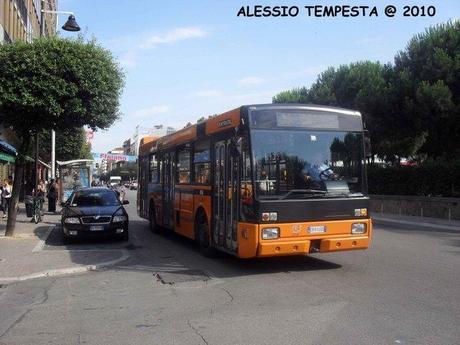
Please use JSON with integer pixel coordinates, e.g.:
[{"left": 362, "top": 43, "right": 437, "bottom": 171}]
[
  {"left": 47, "top": 179, "right": 57, "bottom": 213},
  {"left": 2, "top": 179, "right": 12, "bottom": 218},
  {"left": 55, "top": 177, "right": 61, "bottom": 205},
  {"left": 37, "top": 179, "right": 46, "bottom": 211}
]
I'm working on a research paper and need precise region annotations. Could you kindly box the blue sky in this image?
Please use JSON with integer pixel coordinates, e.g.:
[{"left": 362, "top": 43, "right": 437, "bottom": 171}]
[{"left": 58, "top": 0, "right": 460, "bottom": 153}]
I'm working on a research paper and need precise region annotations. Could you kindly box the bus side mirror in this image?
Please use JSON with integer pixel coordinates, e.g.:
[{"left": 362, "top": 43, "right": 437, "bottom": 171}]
[{"left": 364, "top": 130, "right": 372, "bottom": 158}]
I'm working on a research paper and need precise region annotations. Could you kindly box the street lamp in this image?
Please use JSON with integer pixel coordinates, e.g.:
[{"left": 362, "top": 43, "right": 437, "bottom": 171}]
[{"left": 39, "top": 0, "right": 80, "bottom": 190}]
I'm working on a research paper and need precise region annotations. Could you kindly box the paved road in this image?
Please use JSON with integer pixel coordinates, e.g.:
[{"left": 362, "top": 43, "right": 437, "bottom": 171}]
[{"left": 0, "top": 191, "right": 459, "bottom": 345}]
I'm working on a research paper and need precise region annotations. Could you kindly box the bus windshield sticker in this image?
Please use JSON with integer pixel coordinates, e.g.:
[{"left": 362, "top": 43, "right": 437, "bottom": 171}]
[{"left": 276, "top": 112, "right": 339, "bottom": 129}]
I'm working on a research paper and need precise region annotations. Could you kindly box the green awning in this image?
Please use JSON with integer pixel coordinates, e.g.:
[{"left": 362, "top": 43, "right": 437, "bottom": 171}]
[{"left": 0, "top": 152, "right": 15, "bottom": 163}]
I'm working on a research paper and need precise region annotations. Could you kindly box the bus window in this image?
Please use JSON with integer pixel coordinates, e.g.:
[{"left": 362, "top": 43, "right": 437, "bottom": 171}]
[
  {"left": 177, "top": 147, "right": 190, "bottom": 184},
  {"left": 193, "top": 140, "right": 210, "bottom": 185},
  {"left": 149, "top": 154, "right": 158, "bottom": 182}
]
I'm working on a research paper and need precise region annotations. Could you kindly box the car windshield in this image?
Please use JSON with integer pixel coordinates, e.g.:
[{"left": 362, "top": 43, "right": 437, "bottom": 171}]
[
  {"left": 71, "top": 189, "right": 120, "bottom": 207},
  {"left": 251, "top": 129, "right": 365, "bottom": 199}
]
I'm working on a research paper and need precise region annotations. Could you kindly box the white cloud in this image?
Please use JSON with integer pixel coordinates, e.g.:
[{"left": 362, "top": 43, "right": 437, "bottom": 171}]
[
  {"left": 140, "top": 27, "right": 208, "bottom": 49},
  {"left": 118, "top": 52, "right": 138, "bottom": 69},
  {"left": 238, "top": 76, "right": 265, "bottom": 85},
  {"left": 131, "top": 105, "right": 170, "bottom": 118},
  {"left": 194, "top": 89, "right": 223, "bottom": 97}
]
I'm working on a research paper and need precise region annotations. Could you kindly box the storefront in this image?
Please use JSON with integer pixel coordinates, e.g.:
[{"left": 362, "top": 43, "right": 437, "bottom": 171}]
[{"left": 0, "top": 139, "right": 17, "bottom": 181}]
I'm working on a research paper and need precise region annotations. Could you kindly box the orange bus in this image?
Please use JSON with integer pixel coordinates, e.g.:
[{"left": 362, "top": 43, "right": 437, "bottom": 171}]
[{"left": 138, "top": 104, "right": 372, "bottom": 258}]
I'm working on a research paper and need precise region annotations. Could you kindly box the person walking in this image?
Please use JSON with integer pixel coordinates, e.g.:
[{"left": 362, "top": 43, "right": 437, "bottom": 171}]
[
  {"left": 55, "top": 177, "right": 61, "bottom": 206},
  {"left": 2, "top": 179, "right": 12, "bottom": 218},
  {"left": 47, "top": 179, "right": 57, "bottom": 213},
  {"left": 37, "top": 179, "right": 46, "bottom": 211}
]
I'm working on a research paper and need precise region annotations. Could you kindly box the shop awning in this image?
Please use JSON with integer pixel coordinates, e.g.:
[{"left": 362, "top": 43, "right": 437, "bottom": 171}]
[
  {"left": 0, "top": 152, "right": 15, "bottom": 163},
  {"left": 0, "top": 139, "right": 17, "bottom": 155}
]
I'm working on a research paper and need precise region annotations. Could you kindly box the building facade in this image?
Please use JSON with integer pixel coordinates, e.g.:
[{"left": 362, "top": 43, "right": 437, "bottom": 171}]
[
  {"left": 1, "top": 0, "right": 56, "bottom": 44},
  {"left": 129, "top": 125, "right": 176, "bottom": 156},
  {"left": 1, "top": 0, "right": 57, "bottom": 183}
]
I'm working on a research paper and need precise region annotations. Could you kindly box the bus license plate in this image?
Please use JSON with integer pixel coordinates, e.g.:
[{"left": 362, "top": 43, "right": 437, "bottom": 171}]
[{"left": 90, "top": 225, "right": 104, "bottom": 231}]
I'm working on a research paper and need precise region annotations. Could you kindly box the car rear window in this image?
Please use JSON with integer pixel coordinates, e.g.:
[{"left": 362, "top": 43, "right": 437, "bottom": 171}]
[{"left": 71, "top": 190, "right": 120, "bottom": 207}]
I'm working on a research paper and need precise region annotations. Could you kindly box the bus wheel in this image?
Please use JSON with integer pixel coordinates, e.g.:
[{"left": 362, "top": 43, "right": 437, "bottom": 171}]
[
  {"left": 198, "top": 220, "right": 217, "bottom": 258},
  {"left": 149, "top": 204, "right": 160, "bottom": 233}
]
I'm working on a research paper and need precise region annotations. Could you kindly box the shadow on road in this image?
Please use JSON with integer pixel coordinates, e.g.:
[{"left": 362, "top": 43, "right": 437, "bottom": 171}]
[{"left": 41, "top": 215, "right": 342, "bottom": 279}]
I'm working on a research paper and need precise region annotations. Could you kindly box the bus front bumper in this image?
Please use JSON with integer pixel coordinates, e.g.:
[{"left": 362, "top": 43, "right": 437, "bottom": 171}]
[
  {"left": 257, "top": 236, "right": 370, "bottom": 257},
  {"left": 237, "top": 219, "right": 372, "bottom": 258}
]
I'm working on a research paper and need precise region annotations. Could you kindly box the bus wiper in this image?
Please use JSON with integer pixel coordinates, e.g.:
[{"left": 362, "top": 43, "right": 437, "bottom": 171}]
[{"left": 279, "top": 189, "right": 327, "bottom": 200}]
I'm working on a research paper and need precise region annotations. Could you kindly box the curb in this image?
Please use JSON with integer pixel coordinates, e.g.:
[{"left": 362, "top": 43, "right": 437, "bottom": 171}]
[
  {"left": 372, "top": 216, "right": 460, "bottom": 232},
  {"left": 0, "top": 249, "right": 130, "bottom": 284}
]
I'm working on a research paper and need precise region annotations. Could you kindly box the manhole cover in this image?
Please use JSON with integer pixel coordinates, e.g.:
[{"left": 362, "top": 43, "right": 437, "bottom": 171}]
[{"left": 155, "top": 270, "right": 210, "bottom": 284}]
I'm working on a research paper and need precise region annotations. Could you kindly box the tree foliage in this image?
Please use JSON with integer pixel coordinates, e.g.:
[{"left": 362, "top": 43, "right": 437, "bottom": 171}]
[
  {"left": 39, "top": 127, "right": 93, "bottom": 162},
  {"left": 0, "top": 36, "right": 124, "bottom": 235},
  {"left": 273, "top": 20, "right": 460, "bottom": 162},
  {"left": 0, "top": 37, "right": 124, "bottom": 135}
]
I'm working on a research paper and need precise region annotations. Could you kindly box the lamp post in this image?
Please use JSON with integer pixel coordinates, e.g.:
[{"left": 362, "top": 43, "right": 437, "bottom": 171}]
[{"left": 39, "top": 0, "right": 80, "bottom": 191}]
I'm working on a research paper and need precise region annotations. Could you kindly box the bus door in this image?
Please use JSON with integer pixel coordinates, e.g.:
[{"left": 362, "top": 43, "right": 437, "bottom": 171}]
[
  {"left": 139, "top": 156, "right": 149, "bottom": 218},
  {"left": 213, "top": 140, "right": 238, "bottom": 252},
  {"left": 163, "top": 152, "right": 175, "bottom": 229}
]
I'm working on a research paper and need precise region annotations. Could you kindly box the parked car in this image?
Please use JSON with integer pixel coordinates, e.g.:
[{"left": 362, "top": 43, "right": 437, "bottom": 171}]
[{"left": 61, "top": 187, "right": 129, "bottom": 242}]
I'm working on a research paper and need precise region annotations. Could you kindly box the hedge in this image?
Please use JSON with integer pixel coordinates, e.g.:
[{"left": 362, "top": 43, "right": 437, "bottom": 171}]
[{"left": 367, "top": 160, "right": 460, "bottom": 197}]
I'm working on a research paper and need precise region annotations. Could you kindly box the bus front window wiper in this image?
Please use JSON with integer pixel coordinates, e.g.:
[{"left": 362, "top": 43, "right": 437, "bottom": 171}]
[{"left": 279, "top": 189, "right": 327, "bottom": 200}]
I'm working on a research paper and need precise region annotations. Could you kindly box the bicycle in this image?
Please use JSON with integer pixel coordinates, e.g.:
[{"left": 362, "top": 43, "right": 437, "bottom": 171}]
[{"left": 32, "top": 196, "right": 44, "bottom": 224}]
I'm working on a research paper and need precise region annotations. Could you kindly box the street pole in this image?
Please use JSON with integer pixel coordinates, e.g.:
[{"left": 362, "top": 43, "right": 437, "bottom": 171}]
[
  {"left": 51, "top": 130, "right": 55, "bottom": 179},
  {"left": 40, "top": 0, "right": 56, "bottom": 179},
  {"left": 40, "top": 1, "right": 79, "bottom": 180},
  {"left": 37, "top": 0, "right": 45, "bottom": 195}
]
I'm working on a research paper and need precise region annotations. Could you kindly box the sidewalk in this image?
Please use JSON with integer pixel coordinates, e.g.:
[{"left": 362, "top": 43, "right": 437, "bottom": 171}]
[
  {"left": 0, "top": 203, "right": 129, "bottom": 284},
  {"left": 371, "top": 212, "right": 460, "bottom": 232}
]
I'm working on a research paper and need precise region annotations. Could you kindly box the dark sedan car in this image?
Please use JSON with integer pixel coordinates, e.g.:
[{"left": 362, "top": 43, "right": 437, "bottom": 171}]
[{"left": 61, "top": 187, "right": 129, "bottom": 242}]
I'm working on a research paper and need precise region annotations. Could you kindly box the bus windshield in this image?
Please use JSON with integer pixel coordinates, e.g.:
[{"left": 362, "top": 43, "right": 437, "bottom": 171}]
[{"left": 250, "top": 129, "right": 365, "bottom": 199}]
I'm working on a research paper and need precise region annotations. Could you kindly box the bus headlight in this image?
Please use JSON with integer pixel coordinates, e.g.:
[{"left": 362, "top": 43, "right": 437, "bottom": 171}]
[
  {"left": 262, "top": 227, "right": 280, "bottom": 240},
  {"left": 351, "top": 223, "right": 367, "bottom": 234}
]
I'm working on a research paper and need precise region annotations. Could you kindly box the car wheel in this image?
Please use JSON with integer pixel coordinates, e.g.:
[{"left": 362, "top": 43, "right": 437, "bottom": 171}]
[{"left": 198, "top": 220, "right": 217, "bottom": 258}]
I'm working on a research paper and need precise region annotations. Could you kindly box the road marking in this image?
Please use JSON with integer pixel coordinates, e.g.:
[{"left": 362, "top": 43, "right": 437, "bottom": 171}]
[{"left": 32, "top": 225, "right": 55, "bottom": 252}]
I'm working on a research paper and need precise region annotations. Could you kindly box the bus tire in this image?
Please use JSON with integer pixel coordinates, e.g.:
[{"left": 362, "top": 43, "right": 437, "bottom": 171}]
[
  {"left": 149, "top": 203, "right": 160, "bottom": 233},
  {"left": 197, "top": 218, "right": 217, "bottom": 258}
]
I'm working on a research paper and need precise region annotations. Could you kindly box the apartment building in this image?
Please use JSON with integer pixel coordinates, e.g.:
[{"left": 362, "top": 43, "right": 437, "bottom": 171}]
[{"left": 0, "top": 0, "right": 56, "bottom": 43}]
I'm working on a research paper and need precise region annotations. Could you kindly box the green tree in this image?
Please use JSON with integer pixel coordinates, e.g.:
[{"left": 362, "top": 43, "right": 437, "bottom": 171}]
[
  {"left": 274, "top": 61, "right": 392, "bottom": 158},
  {"left": 392, "top": 21, "right": 460, "bottom": 159},
  {"left": 109, "top": 162, "right": 138, "bottom": 181},
  {"left": 0, "top": 37, "right": 124, "bottom": 236},
  {"left": 39, "top": 127, "right": 93, "bottom": 162}
]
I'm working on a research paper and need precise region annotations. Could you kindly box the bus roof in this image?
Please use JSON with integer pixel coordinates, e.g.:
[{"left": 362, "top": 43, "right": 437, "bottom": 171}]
[{"left": 138, "top": 104, "right": 362, "bottom": 155}]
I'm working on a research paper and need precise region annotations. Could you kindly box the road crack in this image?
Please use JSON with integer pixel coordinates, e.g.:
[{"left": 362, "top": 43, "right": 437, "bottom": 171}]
[
  {"left": 221, "top": 288, "right": 234, "bottom": 304},
  {"left": 0, "top": 279, "right": 56, "bottom": 339},
  {"left": 187, "top": 320, "right": 209, "bottom": 345}
]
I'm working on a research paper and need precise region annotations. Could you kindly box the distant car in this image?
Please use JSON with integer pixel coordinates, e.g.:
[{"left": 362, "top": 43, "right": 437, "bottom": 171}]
[
  {"left": 61, "top": 187, "right": 130, "bottom": 242},
  {"left": 129, "top": 182, "right": 138, "bottom": 190}
]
